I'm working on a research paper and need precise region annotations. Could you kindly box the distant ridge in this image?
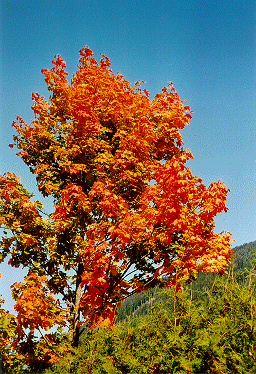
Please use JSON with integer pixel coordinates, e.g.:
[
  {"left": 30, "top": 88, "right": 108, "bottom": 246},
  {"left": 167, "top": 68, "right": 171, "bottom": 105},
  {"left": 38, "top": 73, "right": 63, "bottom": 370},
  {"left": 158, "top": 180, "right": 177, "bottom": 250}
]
[
  {"left": 232, "top": 240, "right": 256, "bottom": 272},
  {"left": 117, "top": 240, "right": 256, "bottom": 322}
]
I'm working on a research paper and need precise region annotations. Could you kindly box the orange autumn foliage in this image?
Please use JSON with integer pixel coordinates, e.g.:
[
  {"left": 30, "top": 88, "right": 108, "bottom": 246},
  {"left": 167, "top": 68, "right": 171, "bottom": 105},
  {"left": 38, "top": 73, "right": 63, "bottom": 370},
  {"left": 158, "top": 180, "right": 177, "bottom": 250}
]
[
  {"left": 11, "top": 272, "right": 66, "bottom": 340},
  {"left": 0, "top": 46, "right": 232, "bottom": 368}
]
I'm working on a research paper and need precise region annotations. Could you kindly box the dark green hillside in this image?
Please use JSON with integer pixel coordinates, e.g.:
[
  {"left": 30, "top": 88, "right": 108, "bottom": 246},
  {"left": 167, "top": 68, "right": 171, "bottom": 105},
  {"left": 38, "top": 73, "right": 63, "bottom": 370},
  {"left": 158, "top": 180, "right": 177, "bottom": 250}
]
[
  {"left": 232, "top": 240, "right": 256, "bottom": 270},
  {"left": 117, "top": 240, "right": 256, "bottom": 322}
]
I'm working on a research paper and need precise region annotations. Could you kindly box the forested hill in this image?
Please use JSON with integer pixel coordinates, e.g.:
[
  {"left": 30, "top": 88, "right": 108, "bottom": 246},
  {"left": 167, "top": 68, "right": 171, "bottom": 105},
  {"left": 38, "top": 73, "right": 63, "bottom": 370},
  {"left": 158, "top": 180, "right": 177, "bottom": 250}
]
[
  {"left": 117, "top": 240, "right": 256, "bottom": 323},
  {"left": 232, "top": 240, "right": 256, "bottom": 272}
]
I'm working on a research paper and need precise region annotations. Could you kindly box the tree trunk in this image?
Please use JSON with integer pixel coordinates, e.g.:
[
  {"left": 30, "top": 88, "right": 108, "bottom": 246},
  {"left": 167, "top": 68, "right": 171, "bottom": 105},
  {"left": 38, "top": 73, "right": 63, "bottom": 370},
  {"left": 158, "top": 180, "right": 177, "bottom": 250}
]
[{"left": 68, "top": 263, "right": 84, "bottom": 347}]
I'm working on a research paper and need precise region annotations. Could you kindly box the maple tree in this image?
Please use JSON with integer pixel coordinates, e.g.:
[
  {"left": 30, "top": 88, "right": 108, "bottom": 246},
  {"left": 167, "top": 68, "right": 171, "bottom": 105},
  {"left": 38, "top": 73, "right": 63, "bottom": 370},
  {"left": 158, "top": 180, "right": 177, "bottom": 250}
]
[{"left": 0, "top": 46, "right": 232, "bottom": 367}]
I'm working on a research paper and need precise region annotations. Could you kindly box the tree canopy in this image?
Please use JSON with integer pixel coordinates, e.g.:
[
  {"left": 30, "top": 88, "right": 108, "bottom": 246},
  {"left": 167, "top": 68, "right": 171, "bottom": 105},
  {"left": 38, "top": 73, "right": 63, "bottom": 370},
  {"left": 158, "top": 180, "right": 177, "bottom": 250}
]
[{"left": 0, "top": 46, "right": 231, "bottom": 368}]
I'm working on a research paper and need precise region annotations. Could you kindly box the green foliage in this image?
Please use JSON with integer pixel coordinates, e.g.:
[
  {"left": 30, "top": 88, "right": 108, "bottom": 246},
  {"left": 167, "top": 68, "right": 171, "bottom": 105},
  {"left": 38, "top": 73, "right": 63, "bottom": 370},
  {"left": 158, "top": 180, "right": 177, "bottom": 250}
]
[
  {"left": 5, "top": 241, "right": 256, "bottom": 373},
  {"left": 46, "top": 271, "right": 256, "bottom": 374}
]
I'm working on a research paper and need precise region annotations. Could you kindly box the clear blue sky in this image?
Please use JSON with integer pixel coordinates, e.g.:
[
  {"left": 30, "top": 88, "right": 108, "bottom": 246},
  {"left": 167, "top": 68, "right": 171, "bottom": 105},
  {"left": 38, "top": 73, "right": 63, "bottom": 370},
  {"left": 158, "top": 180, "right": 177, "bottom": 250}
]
[{"left": 1, "top": 0, "right": 256, "bottom": 311}]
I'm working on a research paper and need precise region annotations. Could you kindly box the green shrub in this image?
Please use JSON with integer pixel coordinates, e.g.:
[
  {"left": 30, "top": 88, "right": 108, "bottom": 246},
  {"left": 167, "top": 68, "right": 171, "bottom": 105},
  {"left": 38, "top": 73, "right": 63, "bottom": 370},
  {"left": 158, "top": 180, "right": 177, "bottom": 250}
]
[{"left": 46, "top": 275, "right": 256, "bottom": 374}]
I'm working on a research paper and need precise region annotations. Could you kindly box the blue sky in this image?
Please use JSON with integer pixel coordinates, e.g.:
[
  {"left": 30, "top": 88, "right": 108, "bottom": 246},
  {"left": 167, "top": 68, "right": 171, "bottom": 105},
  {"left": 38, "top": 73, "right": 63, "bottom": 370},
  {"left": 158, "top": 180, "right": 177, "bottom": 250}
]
[{"left": 1, "top": 0, "right": 256, "bottom": 311}]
